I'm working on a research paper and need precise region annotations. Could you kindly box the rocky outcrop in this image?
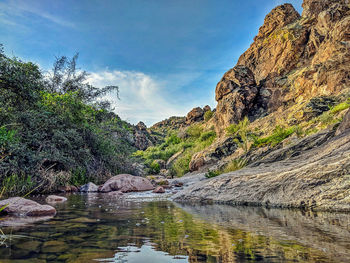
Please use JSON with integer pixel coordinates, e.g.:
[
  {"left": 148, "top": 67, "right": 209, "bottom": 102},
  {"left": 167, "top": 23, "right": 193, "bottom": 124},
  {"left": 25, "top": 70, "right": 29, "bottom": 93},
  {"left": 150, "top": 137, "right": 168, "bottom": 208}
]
[
  {"left": 134, "top": 121, "right": 154, "bottom": 150},
  {"left": 214, "top": 66, "right": 258, "bottom": 128},
  {"left": 186, "top": 107, "right": 204, "bottom": 124},
  {"left": 173, "top": 129, "right": 350, "bottom": 212},
  {"left": 237, "top": 4, "right": 303, "bottom": 83},
  {"left": 213, "top": 1, "right": 350, "bottom": 131},
  {"left": 99, "top": 174, "right": 154, "bottom": 193},
  {"left": 0, "top": 197, "right": 56, "bottom": 216}
]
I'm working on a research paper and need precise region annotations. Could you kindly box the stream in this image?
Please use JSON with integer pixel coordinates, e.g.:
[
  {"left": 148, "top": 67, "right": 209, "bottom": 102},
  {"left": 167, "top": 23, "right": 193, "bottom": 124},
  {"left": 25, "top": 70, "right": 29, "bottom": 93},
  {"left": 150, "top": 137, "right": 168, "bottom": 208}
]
[{"left": 0, "top": 193, "right": 350, "bottom": 262}]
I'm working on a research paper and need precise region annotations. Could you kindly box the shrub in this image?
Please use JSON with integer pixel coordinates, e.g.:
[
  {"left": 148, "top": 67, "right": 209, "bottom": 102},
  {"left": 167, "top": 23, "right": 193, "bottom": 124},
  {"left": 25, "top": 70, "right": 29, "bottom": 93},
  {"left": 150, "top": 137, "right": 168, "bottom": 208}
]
[
  {"left": 330, "top": 102, "right": 350, "bottom": 114},
  {"left": 253, "top": 125, "right": 295, "bottom": 147},
  {"left": 150, "top": 160, "right": 161, "bottom": 174},
  {"left": 226, "top": 117, "right": 251, "bottom": 153},
  {"left": 186, "top": 124, "right": 203, "bottom": 139},
  {"left": 199, "top": 131, "right": 216, "bottom": 142},
  {"left": 204, "top": 110, "right": 213, "bottom": 122},
  {"left": 205, "top": 170, "right": 221, "bottom": 178}
]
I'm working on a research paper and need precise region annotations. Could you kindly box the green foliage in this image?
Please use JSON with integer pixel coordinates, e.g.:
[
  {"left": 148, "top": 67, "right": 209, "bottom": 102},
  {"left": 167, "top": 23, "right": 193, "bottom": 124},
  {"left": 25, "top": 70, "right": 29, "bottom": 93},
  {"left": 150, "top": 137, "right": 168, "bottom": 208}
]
[
  {"left": 150, "top": 161, "right": 161, "bottom": 174},
  {"left": 0, "top": 47, "right": 136, "bottom": 194},
  {"left": 330, "top": 102, "right": 350, "bottom": 114},
  {"left": 70, "top": 168, "right": 88, "bottom": 186},
  {"left": 186, "top": 124, "right": 204, "bottom": 139},
  {"left": 199, "top": 131, "right": 216, "bottom": 142},
  {"left": 205, "top": 170, "right": 221, "bottom": 178},
  {"left": 204, "top": 110, "right": 213, "bottom": 122},
  {"left": 1, "top": 173, "right": 34, "bottom": 196},
  {"left": 136, "top": 122, "right": 217, "bottom": 177},
  {"left": 226, "top": 117, "right": 252, "bottom": 153},
  {"left": 253, "top": 126, "right": 295, "bottom": 147}
]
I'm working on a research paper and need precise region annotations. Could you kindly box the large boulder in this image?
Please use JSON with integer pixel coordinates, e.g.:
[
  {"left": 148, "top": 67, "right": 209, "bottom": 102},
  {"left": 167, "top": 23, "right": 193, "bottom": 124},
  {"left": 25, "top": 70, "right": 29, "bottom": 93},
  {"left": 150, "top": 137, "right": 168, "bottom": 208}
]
[
  {"left": 0, "top": 197, "right": 56, "bottom": 216},
  {"left": 99, "top": 174, "right": 154, "bottom": 193}
]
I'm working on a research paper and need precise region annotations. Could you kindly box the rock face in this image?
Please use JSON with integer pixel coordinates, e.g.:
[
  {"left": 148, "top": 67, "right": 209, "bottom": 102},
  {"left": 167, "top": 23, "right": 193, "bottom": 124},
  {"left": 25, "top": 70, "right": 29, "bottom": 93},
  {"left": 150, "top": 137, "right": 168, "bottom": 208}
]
[
  {"left": 215, "top": 66, "right": 258, "bottom": 129},
  {"left": 174, "top": 129, "right": 350, "bottom": 212},
  {"left": 79, "top": 182, "right": 99, "bottom": 192},
  {"left": 0, "top": 197, "right": 56, "bottom": 216},
  {"left": 134, "top": 121, "right": 154, "bottom": 150},
  {"left": 336, "top": 109, "right": 350, "bottom": 136},
  {"left": 189, "top": 137, "right": 238, "bottom": 172},
  {"left": 99, "top": 174, "right": 154, "bottom": 193},
  {"left": 45, "top": 195, "right": 67, "bottom": 203},
  {"left": 213, "top": 1, "right": 350, "bottom": 130}
]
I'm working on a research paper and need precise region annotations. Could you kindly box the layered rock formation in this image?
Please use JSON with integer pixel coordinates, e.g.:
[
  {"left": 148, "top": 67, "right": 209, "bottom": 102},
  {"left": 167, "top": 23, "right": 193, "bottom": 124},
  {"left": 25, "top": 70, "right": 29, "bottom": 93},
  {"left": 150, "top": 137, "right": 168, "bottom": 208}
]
[
  {"left": 213, "top": 0, "right": 350, "bottom": 130},
  {"left": 174, "top": 128, "right": 350, "bottom": 212}
]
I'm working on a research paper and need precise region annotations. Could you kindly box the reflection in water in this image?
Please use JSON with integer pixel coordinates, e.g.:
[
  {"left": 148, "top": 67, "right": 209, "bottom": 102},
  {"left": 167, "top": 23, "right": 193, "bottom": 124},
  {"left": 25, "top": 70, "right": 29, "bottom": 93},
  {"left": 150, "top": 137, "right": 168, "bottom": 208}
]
[{"left": 0, "top": 193, "right": 349, "bottom": 262}]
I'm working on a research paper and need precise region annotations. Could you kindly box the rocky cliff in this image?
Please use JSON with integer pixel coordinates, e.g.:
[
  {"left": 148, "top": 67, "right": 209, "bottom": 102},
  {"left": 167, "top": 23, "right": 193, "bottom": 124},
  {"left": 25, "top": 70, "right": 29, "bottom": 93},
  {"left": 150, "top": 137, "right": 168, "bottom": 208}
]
[
  {"left": 171, "top": 0, "right": 350, "bottom": 212},
  {"left": 214, "top": 0, "right": 350, "bottom": 130}
]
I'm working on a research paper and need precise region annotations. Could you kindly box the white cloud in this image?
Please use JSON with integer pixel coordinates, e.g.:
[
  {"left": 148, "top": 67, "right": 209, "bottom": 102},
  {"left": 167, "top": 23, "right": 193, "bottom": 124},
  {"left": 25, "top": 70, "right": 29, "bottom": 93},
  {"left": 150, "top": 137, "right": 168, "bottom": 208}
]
[
  {"left": 86, "top": 70, "right": 190, "bottom": 126},
  {"left": 0, "top": 0, "right": 75, "bottom": 28}
]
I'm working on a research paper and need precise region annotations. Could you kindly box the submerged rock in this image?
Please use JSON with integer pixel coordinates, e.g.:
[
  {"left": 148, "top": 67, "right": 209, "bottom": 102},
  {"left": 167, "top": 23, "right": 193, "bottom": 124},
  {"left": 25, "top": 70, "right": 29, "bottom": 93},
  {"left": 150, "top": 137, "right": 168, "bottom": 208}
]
[
  {"left": 46, "top": 195, "right": 67, "bottom": 204},
  {"left": 0, "top": 197, "right": 56, "bottom": 216},
  {"left": 79, "top": 182, "right": 99, "bottom": 192},
  {"left": 99, "top": 174, "right": 154, "bottom": 193}
]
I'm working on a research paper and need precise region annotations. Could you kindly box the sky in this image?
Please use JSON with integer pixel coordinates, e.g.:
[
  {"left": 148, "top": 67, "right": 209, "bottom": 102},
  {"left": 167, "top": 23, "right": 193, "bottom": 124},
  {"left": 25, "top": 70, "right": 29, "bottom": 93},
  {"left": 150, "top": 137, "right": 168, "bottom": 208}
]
[{"left": 0, "top": 0, "right": 303, "bottom": 126}]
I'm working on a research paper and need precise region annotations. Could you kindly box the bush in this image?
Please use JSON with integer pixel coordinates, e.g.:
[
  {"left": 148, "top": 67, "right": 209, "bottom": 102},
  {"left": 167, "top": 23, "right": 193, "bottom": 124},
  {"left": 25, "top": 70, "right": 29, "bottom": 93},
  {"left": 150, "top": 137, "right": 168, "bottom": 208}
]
[
  {"left": 330, "top": 102, "right": 350, "bottom": 114},
  {"left": 0, "top": 48, "right": 136, "bottom": 194},
  {"left": 150, "top": 160, "right": 161, "bottom": 174},
  {"left": 199, "top": 131, "right": 216, "bottom": 142},
  {"left": 186, "top": 124, "right": 203, "bottom": 139},
  {"left": 253, "top": 125, "right": 295, "bottom": 147},
  {"left": 204, "top": 110, "right": 213, "bottom": 122}
]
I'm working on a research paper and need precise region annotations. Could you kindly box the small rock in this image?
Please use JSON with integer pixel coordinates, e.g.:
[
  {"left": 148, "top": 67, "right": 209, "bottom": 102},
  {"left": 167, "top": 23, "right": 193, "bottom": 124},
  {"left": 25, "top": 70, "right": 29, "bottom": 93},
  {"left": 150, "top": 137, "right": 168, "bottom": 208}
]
[
  {"left": 153, "top": 186, "right": 165, "bottom": 193},
  {"left": 46, "top": 195, "right": 67, "bottom": 204},
  {"left": 79, "top": 182, "right": 99, "bottom": 192}
]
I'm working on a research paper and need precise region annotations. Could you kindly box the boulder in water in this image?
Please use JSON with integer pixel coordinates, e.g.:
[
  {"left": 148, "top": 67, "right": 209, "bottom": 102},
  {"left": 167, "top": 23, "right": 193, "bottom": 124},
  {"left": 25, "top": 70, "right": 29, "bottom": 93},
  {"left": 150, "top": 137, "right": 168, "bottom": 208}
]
[
  {"left": 99, "top": 174, "right": 154, "bottom": 193},
  {"left": 0, "top": 197, "right": 56, "bottom": 216}
]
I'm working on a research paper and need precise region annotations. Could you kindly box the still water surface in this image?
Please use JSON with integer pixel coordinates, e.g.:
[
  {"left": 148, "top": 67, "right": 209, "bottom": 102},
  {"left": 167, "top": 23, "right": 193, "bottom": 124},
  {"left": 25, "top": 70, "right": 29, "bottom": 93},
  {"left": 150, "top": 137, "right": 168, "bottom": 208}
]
[{"left": 0, "top": 193, "right": 350, "bottom": 262}]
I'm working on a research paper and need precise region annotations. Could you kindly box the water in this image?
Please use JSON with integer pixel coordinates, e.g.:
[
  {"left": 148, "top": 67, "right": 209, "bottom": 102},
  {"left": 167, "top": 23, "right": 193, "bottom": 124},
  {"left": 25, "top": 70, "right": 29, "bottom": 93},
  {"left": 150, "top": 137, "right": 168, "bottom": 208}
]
[{"left": 0, "top": 193, "right": 350, "bottom": 262}]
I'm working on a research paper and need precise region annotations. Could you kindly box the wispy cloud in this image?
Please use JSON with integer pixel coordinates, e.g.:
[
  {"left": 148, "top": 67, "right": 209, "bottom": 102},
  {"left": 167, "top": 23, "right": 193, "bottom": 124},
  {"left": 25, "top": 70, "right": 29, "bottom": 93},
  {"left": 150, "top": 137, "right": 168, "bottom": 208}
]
[
  {"left": 0, "top": 0, "right": 75, "bottom": 28},
  {"left": 86, "top": 70, "right": 190, "bottom": 126}
]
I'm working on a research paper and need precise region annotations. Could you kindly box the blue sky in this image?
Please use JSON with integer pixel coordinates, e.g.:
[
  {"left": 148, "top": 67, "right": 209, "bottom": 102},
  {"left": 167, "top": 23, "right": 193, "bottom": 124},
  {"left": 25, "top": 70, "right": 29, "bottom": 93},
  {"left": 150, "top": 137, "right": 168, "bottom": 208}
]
[{"left": 0, "top": 0, "right": 303, "bottom": 126}]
